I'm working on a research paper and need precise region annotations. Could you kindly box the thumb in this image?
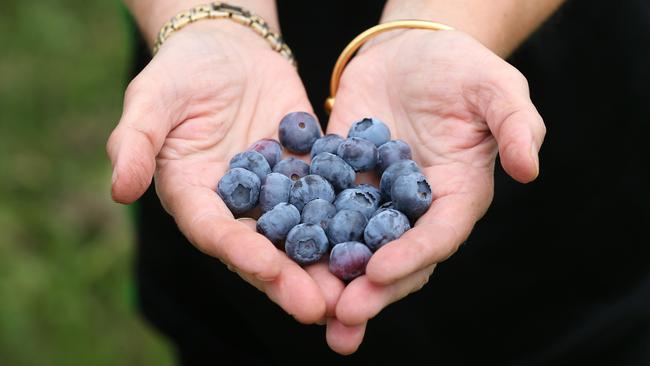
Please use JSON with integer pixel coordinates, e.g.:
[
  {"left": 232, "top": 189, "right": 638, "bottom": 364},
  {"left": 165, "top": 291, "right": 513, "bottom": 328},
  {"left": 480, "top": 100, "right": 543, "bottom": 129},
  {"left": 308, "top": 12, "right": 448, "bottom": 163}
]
[
  {"left": 106, "top": 74, "right": 175, "bottom": 204},
  {"left": 476, "top": 67, "right": 546, "bottom": 183}
]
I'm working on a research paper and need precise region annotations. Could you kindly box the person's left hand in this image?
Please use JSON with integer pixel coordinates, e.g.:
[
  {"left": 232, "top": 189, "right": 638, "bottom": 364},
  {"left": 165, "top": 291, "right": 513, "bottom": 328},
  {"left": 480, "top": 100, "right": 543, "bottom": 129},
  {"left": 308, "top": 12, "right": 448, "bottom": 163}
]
[{"left": 324, "top": 29, "right": 546, "bottom": 354}]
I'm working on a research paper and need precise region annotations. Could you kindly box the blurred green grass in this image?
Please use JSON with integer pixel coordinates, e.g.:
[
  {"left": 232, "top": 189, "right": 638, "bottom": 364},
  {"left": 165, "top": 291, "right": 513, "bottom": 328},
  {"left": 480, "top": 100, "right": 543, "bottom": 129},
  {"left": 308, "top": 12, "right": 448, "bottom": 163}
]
[{"left": 0, "top": 1, "right": 174, "bottom": 365}]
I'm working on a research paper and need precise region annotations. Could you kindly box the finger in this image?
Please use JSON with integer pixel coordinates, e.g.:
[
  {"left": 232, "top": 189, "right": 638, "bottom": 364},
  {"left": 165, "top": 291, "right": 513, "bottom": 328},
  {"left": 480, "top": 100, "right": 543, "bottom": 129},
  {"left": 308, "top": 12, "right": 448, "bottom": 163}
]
[
  {"left": 325, "top": 318, "right": 367, "bottom": 355},
  {"left": 106, "top": 75, "right": 175, "bottom": 204},
  {"left": 336, "top": 264, "right": 436, "bottom": 326},
  {"left": 365, "top": 192, "right": 479, "bottom": 285},
  {"left": 477, "top": 67, "right": 546, "bottom": 183},
  {"left": 167, "top": 182, "right": 326, "bottom": 323},
  {"left": 305, "top": 262, "right": 345, "bottom": 318}
]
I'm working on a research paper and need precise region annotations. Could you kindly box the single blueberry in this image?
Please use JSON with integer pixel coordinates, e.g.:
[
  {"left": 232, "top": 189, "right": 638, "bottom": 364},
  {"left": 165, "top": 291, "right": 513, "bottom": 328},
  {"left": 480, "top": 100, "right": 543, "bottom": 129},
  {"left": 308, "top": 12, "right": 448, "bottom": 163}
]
[
  {"left": 247, "top": 138, "right": 282, "bottom": 168},
  {"left": 217, "top": 168, "right": 261, "bottom": 215},
  {"left": 356, "top": 183, "right": 382, "bottom": 206},
  {"left": 379, "top": 159, "right": 421, "bottom": 201},
  {"left": 259, "top": 172, "right": 292, "bottom": 213},
  {"left": 256, "top": 203, "right": 301, "bottom": 246},
  {"left": 229, "top": 150, "right": 271, "bottom": 183},
  {"left": 310, "top": 152, "right": 356, "bottom": 192},
  {"left": 377, "top": 140, "right": 412, "bottom": 173},
  {"left": 391, "top": 172, "right": 433, "bottom": 221},
  {"left": 272, "top": 157, "right": 310, "bottom": 181},
  {"left": 311, "top": 134, "right": 344, "bottom": 158},
  {"left": 285, "top": 223, "right": 329, "bottom": 265},
  {"left": 289, "top": 174, "right": 335, "bottom": 211},
  {"left": 348, "top": 117, "right": 391, "bottom": 147},
  {"left": 336, "top": 137, "right": 378, "bottom": 172},
  {"left": 301, "top": 199, "right": 337, "bottom": 229},
  {"left": 364, "top": 209, "right": 411, "bottom": 251},
  {"left": 371, "top": 201, "right": 396, "bottom": 218},
  {"left": 333, "top": 188, "right": 378, "bottom": 219},
  {"left": 329, "top": 241, "right": 373, "bottom": 281},
  {"left": 326, "top": 209, "right": 368, "bottom": 245},
  {"left": 278, "top": 111, "right": 321, "bottom": 153}
]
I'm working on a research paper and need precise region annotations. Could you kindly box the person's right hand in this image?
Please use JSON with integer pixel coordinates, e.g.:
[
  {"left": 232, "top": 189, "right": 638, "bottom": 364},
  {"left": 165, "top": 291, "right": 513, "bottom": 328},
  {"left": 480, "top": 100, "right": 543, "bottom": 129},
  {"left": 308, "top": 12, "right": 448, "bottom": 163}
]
[{"left": 106, "top": 21, "right": 330, "bottom": 324}]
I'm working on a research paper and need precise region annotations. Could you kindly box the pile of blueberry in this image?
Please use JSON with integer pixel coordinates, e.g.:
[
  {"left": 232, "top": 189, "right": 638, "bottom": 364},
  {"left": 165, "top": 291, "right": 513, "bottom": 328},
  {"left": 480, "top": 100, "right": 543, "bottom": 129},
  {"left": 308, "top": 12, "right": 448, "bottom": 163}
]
[{"left": 217, "top": 112, "right": 432, "bottom": 281}]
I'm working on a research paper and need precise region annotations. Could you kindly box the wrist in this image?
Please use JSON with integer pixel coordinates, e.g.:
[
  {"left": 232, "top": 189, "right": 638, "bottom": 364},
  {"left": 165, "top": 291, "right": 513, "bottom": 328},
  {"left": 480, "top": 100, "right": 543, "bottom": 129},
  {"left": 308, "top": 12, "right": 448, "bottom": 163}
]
[{"left": 126, "top": 0, "right": 280, "bottom": 47}]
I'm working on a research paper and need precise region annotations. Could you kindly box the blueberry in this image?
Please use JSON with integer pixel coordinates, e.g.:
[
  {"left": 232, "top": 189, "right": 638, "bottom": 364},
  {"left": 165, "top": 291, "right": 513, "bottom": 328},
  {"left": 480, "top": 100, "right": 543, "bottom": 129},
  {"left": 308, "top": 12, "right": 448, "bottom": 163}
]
[
  {"left": 256, "top": 203, "right": 301, "bottom": 245},
  {"left": 336, "top": 137, "right": 378, "bottom": 172},
  {"left": 364, "top": 209, "right": 411, "bottom": 251},
  {"left": 310, "top": 152, "right": 356, "bottom": 192},
  {"left": 333, "top": 188, "right": 378, "bottom": 219},
  {"left": 391, "top": 172, "right": 433, "bottom": 221},
  {"left": 272, "top": 157, "right": 310, "bottom": 181},
  {"left": 217, "top": 168, "right": 261, "bottom": 215},
  {"left": 289, "top": 174, "right": 335, "bottom": 211},
  {"left": 278, "top": 111, "right": 321, "bottom": 153},
  {"left": 259, "top": 173, "right": 292, "bottom": 213},
  {"left": 311, "top": 134, "right": 344, "bottom": 158},
  {"left": 229, "top": 150, "right": 271, "bottom": 183},
  {"left": 379, "top": 159, "right": 421, "bottom": 200},
  {"left": 377, "top": 140, "right": 412, "bottom": 173},
  {"left": 285, "top": 223, "right": 329, "bottom": 265},
  {"left": 348, "top": 117, "right": 391, "bottom": 147},
  {"left": 371, "top": 201, "right": 396, "bottom": 218},
  {"left": 247, "top": 138, "right": 282, "bottom": 168},
  {"left": 326, "top": 209, "right": 368, "bottom": 245},
  {"left": 329, "top": 242, "right": 373, "bottom": 281},
  {"left": 356, "top": 183, "right": 382, "bottom": 205},
  {"left": 301, "top": 199, "right": 337, "bottom": 229}
]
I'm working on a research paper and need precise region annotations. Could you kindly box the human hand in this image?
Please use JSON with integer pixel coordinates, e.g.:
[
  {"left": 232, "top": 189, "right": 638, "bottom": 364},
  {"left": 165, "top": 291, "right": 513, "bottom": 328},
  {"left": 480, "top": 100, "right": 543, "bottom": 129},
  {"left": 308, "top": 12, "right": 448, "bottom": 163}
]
[
  {"left": 106, "top": 21, "right": 331, "bottom": 324},
  {"left": 325, "top": 29, "right": 546, "bottom": 353}
]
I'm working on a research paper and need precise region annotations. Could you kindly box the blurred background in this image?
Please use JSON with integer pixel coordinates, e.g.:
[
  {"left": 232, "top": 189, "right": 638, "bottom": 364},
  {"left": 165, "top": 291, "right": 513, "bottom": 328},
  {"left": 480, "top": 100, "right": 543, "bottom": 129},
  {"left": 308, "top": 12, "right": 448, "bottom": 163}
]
[{"left": 0, "top": 1, "right": 174, "bottom": 364}]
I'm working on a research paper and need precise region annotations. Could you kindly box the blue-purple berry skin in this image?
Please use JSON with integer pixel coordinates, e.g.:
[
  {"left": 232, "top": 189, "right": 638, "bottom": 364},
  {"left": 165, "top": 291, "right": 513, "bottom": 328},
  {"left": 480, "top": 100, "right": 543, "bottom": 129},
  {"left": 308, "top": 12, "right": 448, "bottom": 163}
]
[
  {"left": 329, "top": 241, "right": 373, "bottom": 281},
  {"left": 333, "top": 188, "right": 378, "bottom": 220},
  {"left": 301, "top": 199, "right": 337, "bottom": 229},
  {"left": 336, "top": 137, "right": 378, "bottom": 172},
  {"left": 278, "top": 111, "right": 321, "bottom": 153},
  {"left": 391, "top": 172, "right": 433, "bottom": 221},
  {"left": 256, "top": 203, "right": 300, "bottom": 246},
  {"left": 247, "top": 138, "right": 282, "bottom": 168},
  {"left": 364, "top": 209, "right": 411, "bottom": 251},
  {"left": 217, "top": 168, "right": 261, "bottom": 215},
  {"left": 372, "top": 201, "right": 396, "bottom": 218},
  {"left": 259, "top": 173, "right": 292, "bottom": 213},
  {"left": 285, "top": 223, "right": 329, "bottom": 265},
  {"left": 348, "top": 117, "right": 391, "bottom": 147},
  {"left": 377, "top": 140, "right": 412, "bottom": 173},
  {"left": 289, "top": 174, "right": 335, "bottom": 211},
  {"left": 272, "top": 157, "right": 310, "bottom": 181},
  {"left": 356, "top": 184, "right": 382, "bottom": 206},
  {"left": 379, "top": 159, "right": 421, "bottom": 201},
  {"left": 326, "top": 209, "right": 368, "bottom": 246},
  {"left": 229, "top": 150, "right": 271, "bottom": 183},
  {"left": 310, "top": 152, "right": 356, "bottom": 192},
  {"left": 311, "top": 134, "right": 344, "bottom": 158}
]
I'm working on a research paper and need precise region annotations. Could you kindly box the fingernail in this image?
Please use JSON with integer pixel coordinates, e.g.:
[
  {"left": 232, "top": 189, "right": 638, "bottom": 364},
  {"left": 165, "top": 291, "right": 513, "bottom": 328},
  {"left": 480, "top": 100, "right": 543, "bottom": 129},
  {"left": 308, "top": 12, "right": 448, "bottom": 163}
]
[{"left": 111, "top": 169, "right": 118, "bottom": 185}]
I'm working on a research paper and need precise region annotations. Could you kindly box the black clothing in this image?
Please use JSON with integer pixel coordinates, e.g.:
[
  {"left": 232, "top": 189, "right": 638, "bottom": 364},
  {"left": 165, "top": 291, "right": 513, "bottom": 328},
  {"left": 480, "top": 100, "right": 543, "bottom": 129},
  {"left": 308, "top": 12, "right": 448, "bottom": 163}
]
[{"left": 130, "top": 1, "right": 650, "bottom": 364}]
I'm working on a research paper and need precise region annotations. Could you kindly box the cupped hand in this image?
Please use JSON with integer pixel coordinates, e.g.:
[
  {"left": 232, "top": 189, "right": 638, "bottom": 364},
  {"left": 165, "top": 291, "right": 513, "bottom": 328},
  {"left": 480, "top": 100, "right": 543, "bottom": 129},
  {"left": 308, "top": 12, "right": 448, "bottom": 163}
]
[
  {"left": 107, "top": 22, "right": 337, "bottom": 324},
  {"left": 325, "top": 29, "right": 546, "bottom": 352}
]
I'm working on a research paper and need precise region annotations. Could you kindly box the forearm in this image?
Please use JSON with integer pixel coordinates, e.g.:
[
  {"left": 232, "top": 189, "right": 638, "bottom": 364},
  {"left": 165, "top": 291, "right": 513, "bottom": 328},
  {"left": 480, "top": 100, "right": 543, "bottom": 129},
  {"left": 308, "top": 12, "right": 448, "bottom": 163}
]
[
  {"left": 124, "top": 0, "right": 280, "bottom": 47},
  {"left": 381, "top": 0, "right": 566, "bottom": 57}
]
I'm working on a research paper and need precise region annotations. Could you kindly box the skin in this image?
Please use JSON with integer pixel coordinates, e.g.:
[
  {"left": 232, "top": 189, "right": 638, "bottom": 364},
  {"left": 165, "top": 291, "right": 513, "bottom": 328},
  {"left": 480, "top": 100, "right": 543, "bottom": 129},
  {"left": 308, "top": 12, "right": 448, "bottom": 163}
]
[
  {"left": 323, "top": 0, "right": 565, "bottom": 355},
  {"left": 109, "top": 0, "right": 564, "bottom": 357}
]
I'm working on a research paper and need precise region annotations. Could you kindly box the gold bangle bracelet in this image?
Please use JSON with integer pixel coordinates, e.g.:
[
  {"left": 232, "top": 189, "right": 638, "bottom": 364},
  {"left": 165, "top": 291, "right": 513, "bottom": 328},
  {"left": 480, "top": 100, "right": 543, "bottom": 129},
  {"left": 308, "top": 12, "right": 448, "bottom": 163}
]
[{"left": 324, "top": 20, "right": 454, "bottom": 114}]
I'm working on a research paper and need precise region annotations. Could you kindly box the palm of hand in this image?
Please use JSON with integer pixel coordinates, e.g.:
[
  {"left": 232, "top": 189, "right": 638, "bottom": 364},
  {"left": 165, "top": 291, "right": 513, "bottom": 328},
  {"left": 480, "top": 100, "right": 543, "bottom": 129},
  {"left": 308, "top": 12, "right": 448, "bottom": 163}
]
[
  {"left": 108, "top": 24, "right": 331, "bottom": 325},
  {"left": 325, "top": 30, "right": 544, "bottom": 352}
]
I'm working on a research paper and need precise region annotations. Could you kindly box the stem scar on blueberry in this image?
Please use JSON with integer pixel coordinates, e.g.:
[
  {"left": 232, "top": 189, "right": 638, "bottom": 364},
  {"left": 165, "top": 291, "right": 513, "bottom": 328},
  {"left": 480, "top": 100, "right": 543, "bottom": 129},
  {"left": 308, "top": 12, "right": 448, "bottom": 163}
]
[{"left": 298, "top": 121, "right": 305, "bottom": 128}]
